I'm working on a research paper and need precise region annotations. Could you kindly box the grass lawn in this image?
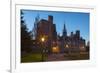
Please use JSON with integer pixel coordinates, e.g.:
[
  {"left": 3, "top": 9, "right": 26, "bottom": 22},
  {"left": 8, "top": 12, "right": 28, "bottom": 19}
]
[
  {"left": 68, "top": 52, "right": 89, "bottom": 60},
  {"left": 21, "top": 53, "right": 47, "bottom": 63},
  {"left": 21, "top": 52, "right": 89, "bottom": 63}
]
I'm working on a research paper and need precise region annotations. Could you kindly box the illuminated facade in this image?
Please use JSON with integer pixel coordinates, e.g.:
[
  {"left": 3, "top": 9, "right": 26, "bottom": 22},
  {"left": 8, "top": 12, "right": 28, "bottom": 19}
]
[
  {"left": 33, "top": 15, "right": 86, "bottom": 53},
  {"left": 33, "top": 15, "right": 57, "bottom": 53}
]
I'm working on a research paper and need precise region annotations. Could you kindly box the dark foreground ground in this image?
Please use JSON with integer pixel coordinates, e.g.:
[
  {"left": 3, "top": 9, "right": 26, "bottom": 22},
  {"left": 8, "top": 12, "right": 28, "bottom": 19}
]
[{"left": 21, "top": 52, "right": 89, "bottom": 63}]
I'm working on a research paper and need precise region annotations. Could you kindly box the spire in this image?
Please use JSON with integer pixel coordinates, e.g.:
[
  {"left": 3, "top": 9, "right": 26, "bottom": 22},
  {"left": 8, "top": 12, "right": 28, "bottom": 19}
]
[
  {"left": 35, "top": 14, "right": 40, "bottom": 23},
  {"left": 63, "top": 22, "right": 67, "bottom": 37},
  {"left": 32, "top": 14, "right": 40, "bottom": 39}
]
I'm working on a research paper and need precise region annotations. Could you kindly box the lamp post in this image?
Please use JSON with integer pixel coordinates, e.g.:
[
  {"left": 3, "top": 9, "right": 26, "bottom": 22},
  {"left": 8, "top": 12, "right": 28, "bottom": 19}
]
[{"left": 41, "top": 37, "right": 45, "bottom": 61}]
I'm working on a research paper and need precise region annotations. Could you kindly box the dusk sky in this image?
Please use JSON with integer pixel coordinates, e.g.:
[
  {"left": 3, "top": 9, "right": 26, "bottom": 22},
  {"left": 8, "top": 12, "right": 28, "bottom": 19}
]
[{"left": 21, "top": 9, "right": 90, "bottom": 43}]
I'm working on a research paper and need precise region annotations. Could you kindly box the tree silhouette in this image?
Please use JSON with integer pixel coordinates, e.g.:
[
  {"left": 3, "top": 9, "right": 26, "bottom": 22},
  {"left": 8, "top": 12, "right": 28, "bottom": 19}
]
[{"left": 21, "top": 10, "right": 33, "bottom": 54}]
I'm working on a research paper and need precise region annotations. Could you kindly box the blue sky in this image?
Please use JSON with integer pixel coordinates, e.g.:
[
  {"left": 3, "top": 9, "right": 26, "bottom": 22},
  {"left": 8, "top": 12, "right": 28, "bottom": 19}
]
[{"left": 21, "top": 9, "right": 90, "bottom": 43}]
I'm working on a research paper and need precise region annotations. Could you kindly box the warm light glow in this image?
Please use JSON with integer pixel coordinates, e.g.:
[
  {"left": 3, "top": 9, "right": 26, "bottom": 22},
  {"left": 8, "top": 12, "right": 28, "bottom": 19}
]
[
  {"left": 52, "top": 46, "right": 59, "bottom": 53},
  {"left": 66, "top": 44, "right": 68, "bottom": 48},
  {"left": 41, "top": 37, "right": 45, "bottom": 42},
  {"left": 53, "top": 47, "right": 57, "bottom": 50}
]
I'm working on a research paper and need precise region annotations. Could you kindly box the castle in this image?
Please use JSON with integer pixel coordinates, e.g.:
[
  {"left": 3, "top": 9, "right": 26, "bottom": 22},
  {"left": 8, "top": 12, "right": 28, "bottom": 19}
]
[{"left": 32, "top": 15, "right": 86, "bottom": 54}]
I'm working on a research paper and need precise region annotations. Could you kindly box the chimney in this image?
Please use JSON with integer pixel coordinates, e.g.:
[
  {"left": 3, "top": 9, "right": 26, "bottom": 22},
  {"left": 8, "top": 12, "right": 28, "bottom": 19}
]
[{"left": 48, "top": 15, "right": 53, "bottom": 24}]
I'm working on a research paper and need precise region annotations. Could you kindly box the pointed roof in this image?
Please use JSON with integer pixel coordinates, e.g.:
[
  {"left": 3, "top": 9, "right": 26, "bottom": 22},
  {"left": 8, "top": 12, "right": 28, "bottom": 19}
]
[{"left": 63, "top": 22, "right": 67, "bottom": 37}]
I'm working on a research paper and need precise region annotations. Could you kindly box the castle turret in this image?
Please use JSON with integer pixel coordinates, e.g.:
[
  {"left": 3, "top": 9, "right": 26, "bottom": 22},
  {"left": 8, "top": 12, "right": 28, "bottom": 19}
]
[
  {"left": 75, "top": 30, "right": 80, "bottom": 39},
  {"left": 63, "top": 22, "right": 67, "bottom": 37}
]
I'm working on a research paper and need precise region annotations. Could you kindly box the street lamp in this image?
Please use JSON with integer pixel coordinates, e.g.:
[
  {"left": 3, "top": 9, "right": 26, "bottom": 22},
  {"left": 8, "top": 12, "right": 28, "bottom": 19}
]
[
  {"left": 41, "top": 37, "right": 45, "bottom": 61},
  {"left": 41, "top": 37, "right": 45, "bottom": 42}
]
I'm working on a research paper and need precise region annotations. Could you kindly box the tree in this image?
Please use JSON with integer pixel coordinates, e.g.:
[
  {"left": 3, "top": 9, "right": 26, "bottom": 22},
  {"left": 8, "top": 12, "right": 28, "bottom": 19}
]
[{"left": 21, "top": 10, "right": 33, "bottom": 54}]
